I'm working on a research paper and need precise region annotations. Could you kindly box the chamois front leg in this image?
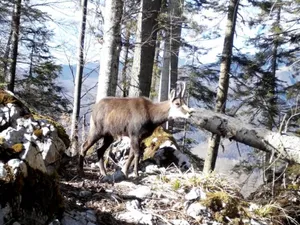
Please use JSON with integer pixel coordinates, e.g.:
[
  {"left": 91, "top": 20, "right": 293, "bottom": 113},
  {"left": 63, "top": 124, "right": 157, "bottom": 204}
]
[
  {"left": 78, "top": 134, "right": 101, "bottom": 177},
  {"left": 97, "top": 135, "right": 114, "bottom": 176}
]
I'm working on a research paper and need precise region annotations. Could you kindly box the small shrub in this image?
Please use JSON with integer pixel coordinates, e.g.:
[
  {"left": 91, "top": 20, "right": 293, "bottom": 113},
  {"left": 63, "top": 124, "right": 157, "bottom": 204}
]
[{"left": 171, "top": 179, "right": 181, "bottom": 190}]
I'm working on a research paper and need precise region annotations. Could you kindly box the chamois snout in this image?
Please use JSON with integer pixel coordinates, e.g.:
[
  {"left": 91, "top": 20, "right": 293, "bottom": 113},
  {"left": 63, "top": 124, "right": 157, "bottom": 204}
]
[{"left": 168, "top": 98, "right": 193, "bottom": 119}]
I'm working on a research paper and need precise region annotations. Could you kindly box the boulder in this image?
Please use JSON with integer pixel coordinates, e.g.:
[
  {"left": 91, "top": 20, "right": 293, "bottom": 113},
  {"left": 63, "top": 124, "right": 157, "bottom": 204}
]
[
  {"left": 106, "top": 126, "right": 192, "bottom": 174},
  {"left": 0, "top": 90, "right": 69, "bottom": 224}
]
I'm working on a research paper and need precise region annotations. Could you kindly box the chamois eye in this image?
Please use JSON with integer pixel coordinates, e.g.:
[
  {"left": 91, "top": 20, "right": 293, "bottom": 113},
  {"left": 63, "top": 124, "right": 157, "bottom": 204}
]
[{"left": 175, "top": 102, "right": 180, "bottom": 106}]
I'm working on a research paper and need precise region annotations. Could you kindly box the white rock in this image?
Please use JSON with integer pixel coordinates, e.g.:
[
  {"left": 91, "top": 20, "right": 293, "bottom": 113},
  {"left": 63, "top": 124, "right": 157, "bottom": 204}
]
[
  {"left": 126, "top": 200, "right": 141, "bottom": 211},
  {"left": 90, "top": 162, "right": 100, "bottom": 169},
  {"left": 12, "top": 222, "right": 21, "bottom": 225},
  {"left": 249, "top": 203, "right": 259, "bottom": 211},
  {"left": 128, "top": 185, "right": 152, "bottom": 199},
  {"left": 0, "top": 127, "right": 25, "bottom": 146},
  {"left": 7, "top": 158, "right": 28, "bottom": 177},
  {"left": 160, "top": 140, "right": 177, "bottom": 149},
  {"left": 145, "top": 165, "right": 160, "bottom": 173},
  {"left": 117, "top": 210, "right": 153, "bottom": 225},
  {"left": 186, "top": 202, "right": 207, "bottom": 219},
  {"left": 49, "top": 125, "right": 56, "bottom": 132},
  {"left": 171, "top": 219, "right": 190, "bottom": 225},
  {"left": 38, "top": 137, "right": 65, "bottom": 165},
  {"left": 42, "top": 127, "right": 50, "bottom": 136},
  {"left": 24, "top": 133, "right": 36, "bottom": 142},
  {"left": 0, "top": 161, "right": 7, "bottom": 180},
  {"left": 20, "top": 142, "right": 47, "bottom": 173},
  {"left": 4, "top": 103, "right": 22, "bottom": 127},
  {"left": 185, "top": 187, "right": 206, "bottom": 200},
  {"left": 250, "top": 219, "right": 267, "bottom": 225}
]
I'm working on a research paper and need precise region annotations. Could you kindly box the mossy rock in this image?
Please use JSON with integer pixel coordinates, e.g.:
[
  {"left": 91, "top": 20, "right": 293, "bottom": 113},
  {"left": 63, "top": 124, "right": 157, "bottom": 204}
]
[
  {"left": 286, "top": 163, "right": 300, "bottom": 177},
  {"left": 201, "top": 191, "right": 248, "bottom": 223},
  {"left": 142, "top": 126, "right": 178, "bottom": 160},
  {"left": 0, "top": 165, "right": 64, "bottom": 224},
  {"left": 0, "top": 144, "right": 23, "bottom": 162},
  {"left": 0, "top": 90, "right": 31, "bottom": 115},
  {"left": 33, "top": 113, "right": 70, "bottom": 148},
  {"left": 0, "top": 90, "right": 31, "bottom": 133},
  {"left": 0, "top": 90, "right": 69, "bottom": 148},
  {"left": 0, "top": 90, "right": 19, "bottom": 105}
]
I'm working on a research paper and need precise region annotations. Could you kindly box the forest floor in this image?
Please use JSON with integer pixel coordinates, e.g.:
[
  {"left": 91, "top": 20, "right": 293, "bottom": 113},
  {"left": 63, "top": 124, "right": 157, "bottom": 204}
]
[
  {"left": 58, "top": 154, "right": 199, "bottom": 225},
  {"left": 58, "top": 153, "right": 299, "bottom": 225}
]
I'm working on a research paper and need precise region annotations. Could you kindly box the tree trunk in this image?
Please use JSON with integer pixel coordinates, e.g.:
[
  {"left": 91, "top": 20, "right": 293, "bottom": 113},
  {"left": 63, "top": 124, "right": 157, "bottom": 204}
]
[
  {"left": 169, "top": 0, "right": 183, "bottom": 90},
  {"left": 121, "top": 24, "right": 131, "bottom": 97},
  {"left": 191, "top": 108, "right": 300, "bottom": 165},
  {"left": 129, "top": 0, "right": 161, "bottom": 97},
  {"left": 70, "top": 0, "right": 88, "bottom": 156},
  {"left": 204, "top": 0, "right": 239, "bottom": 174},
  {"left": 264, "top": 5, "right": 281, "bottom": 182},
  {"left": 96, "top": 0, "right": 123, "bottom": 102},
  {"left": 158, "top": 31, "right": 170, "bottom": 102},
  {"left": 158, "top": 0, "right": 184, "bottom": 101},
  {"left": 3, "top": 28, "right": 13, "bottom": 81},
  {"left": 7, "top": 0, "right": 22, "bottom": 92},
  {"left": 150, "top": 33, "right": 161, "bottom": 101}
]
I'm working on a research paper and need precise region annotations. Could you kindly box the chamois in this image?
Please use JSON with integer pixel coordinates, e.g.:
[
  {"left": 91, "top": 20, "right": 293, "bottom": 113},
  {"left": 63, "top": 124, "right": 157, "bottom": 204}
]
[{"left": 78, "top": 82, "right": 193, "bottom": 178}]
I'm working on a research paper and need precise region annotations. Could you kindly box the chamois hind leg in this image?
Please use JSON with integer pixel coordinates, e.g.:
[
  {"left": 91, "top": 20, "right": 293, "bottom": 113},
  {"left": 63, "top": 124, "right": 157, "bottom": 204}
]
[
  {"left": 96, "top": 135, "right": 114, "bottom": 176},
  {"left": 122, "top": 137, "right": 140, "bottom": 177},
  {"left": 78, "top": 133, "right": 102, "bottom": 176}
]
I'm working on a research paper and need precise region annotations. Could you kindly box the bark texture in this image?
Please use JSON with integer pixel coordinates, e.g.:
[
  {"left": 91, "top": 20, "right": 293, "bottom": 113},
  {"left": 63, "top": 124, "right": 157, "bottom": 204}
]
[
  {"left": 8, "top": 0, "right": 22, "bottom": 92},
  {"left": 96, "top": 0, "right": 123, "bottom": 101},
  {"left": 159, "top": 0, "right": 184, "bottom": 101},
  {"left": 70, "top": 0, "right": 88, "bottom": 156},
  {"left": 129, "top": 0, "right": 161, "bottom": 97}
]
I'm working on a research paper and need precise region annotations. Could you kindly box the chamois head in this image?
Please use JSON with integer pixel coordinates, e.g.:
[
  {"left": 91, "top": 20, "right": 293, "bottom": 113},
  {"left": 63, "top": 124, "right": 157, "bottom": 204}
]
[{"left": 168, "top": 81, "right": 193, "bottom": 119}]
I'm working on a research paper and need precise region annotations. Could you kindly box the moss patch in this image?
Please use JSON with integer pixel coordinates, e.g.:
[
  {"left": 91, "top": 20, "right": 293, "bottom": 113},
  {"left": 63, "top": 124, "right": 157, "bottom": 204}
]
[
  {"left": 0, "top": 90, "right": 18, "bottom": 105},
  {"left": 11, "top": 143, "right": 24, "bottom": 153},
  {"left": 142, "top": 126, "right": 177, "bottom": 160},
  {"left": 0, "top": 90, "right": 31, "bottom": 116},
  {"left": 33, "top": 128, "right": 43, "bottom": 139},
  {"left": 201, "top": 191, "right": 248, "bottom": 223},
  {"left": 0, "top": 144, "right": 22, "bottom": 162}
]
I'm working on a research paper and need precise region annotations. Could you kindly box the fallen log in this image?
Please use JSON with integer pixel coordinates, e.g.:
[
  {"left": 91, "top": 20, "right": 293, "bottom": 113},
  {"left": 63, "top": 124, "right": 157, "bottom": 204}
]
[{"left": 190, "top": 108, "right": 300, "bottom": 164}]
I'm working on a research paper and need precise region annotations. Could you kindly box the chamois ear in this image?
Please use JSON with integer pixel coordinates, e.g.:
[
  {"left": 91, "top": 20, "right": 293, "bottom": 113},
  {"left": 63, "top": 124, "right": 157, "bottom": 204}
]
[
  {"left": 180, "top": 81, "right": 186, "bottom": 98},
  {"left": 170, "top": 89, "right": 176, "bottom": 101},
  {"left": 176, "top": 81, "right": 186, "bottom": 98}
]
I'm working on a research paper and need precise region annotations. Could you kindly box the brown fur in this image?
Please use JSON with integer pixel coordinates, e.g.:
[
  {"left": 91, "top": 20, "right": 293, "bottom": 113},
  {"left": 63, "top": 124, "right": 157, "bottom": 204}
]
[{"left": 78, "top": 89, "right": 191, "bottom": 178}]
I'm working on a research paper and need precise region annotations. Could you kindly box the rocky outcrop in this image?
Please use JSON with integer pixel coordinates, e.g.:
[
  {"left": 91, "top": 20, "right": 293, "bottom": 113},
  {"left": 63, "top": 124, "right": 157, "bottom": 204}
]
[
  {"left": 105, "top": 126, "right": 195, "bottom": 175},
  {"left": 0, "top": 90, "right": 69, "bottom": 224}
]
